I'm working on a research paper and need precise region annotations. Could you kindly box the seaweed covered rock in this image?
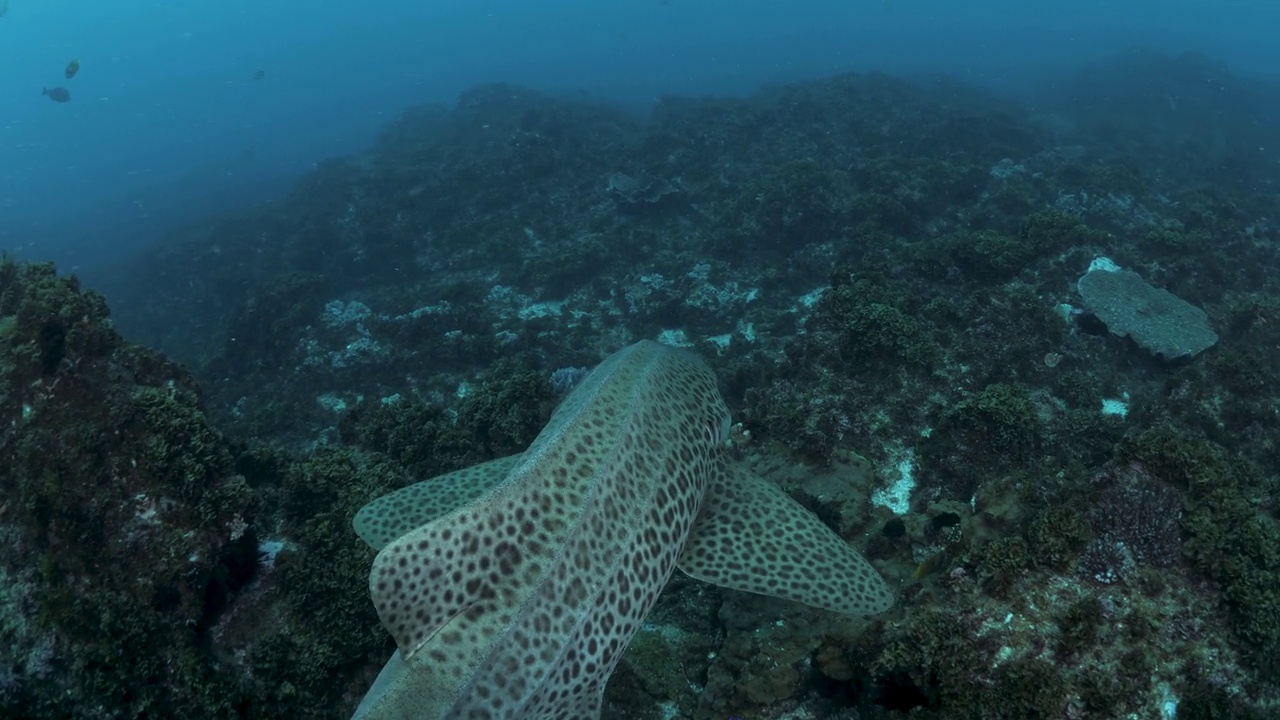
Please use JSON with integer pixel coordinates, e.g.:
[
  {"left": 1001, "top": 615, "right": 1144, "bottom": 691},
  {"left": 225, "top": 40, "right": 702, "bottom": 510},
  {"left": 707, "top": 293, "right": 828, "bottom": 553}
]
[
  {"left": 0, "top": 260, "right": 257, "bottom": 716},
  {"left": 814, "top": 277, "right": 940, "bottom": 370}
]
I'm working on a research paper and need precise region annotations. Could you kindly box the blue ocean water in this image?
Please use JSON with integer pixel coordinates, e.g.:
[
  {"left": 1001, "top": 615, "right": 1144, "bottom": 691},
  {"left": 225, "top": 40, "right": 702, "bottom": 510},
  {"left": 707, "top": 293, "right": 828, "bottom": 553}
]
[{"left": 1, "top": 0, "right": 1277, "bottom": 270}]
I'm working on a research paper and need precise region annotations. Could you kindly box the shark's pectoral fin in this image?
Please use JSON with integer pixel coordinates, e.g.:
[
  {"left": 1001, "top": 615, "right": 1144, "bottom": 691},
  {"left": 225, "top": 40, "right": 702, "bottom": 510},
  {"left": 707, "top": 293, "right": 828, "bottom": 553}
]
[
  {"left": 370, "top": 495, "right": 529, "bottom": 661},
  {"left": 353, "top": 455, "right": 522, "bottom": 550},
  {"left": 676, "top": 462, "right": 894, "bottom": 615},
  {"left": 350, "top": 650, "right": 409, "bottom": 720}
]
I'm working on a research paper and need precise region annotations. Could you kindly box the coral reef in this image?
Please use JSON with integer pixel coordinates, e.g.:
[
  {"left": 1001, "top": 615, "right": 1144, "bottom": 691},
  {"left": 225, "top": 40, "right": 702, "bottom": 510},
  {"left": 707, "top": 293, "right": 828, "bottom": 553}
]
[{"left": 0, "top": 260, "right": 256, "bottom": 716}]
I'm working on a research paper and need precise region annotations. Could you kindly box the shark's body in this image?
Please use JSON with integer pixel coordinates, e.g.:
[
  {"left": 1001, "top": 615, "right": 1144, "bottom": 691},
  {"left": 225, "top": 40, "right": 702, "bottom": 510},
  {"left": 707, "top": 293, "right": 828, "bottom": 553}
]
[{"left": 351, "top": 340, "right": 893, "bottom": 720}]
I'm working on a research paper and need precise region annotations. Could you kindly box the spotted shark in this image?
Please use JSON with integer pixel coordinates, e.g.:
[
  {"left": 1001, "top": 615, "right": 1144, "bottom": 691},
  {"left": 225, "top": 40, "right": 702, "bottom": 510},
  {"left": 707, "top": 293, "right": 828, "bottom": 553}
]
[{"left": 350, "top": 340, "right": 894, "bottom": 719}]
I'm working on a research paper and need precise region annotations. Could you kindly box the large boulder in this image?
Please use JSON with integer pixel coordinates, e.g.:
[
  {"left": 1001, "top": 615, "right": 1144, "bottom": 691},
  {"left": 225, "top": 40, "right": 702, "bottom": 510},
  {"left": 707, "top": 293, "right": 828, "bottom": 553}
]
[{"left": 1076, "top": 257, "right": 1218, "bottom": 360}]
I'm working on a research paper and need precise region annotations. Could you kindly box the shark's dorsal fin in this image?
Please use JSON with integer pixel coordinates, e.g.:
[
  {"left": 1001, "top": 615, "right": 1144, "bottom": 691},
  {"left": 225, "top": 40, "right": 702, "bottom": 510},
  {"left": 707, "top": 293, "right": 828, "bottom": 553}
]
[
  {"left": 352, "top": 455, "right": 522, "bottom": 551},
  {"left": 676, "top": 462, "right": 895, "bottom": 615}
]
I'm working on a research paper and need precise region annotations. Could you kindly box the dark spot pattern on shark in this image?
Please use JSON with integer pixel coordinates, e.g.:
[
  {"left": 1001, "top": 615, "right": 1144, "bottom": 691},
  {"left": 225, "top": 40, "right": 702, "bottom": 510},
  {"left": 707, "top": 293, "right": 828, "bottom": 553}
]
[{"left": 350, "top": 340, "right": 894, "bottom": 720}]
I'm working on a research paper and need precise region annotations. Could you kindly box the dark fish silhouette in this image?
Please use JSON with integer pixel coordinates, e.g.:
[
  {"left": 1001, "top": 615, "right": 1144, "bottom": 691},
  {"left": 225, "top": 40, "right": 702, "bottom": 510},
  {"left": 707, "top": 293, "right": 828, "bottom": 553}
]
[
  {"left": 251, "top": 70, "right": 265, "bottom": 81},
  {"left": 42, "top": 87, "right": 70, "bottom": 103},
  {"left": 65, "top": 59, "right": 80, "bottom": 79}
]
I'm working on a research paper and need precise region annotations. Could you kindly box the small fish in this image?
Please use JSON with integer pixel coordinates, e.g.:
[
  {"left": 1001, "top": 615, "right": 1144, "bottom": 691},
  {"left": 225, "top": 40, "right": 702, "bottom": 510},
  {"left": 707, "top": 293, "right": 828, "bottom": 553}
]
[
  {"left": 65, "top": 59, "right": 80, "bottom": 80},
  {"left": 913, "top": 550, "right": 948, "bottom": 579},
  {"left": 42, "top": 87, "right": 71, "bottom": 103},
  {"left": 251, "top": 70, "right": 265, "bottom": 81}
]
